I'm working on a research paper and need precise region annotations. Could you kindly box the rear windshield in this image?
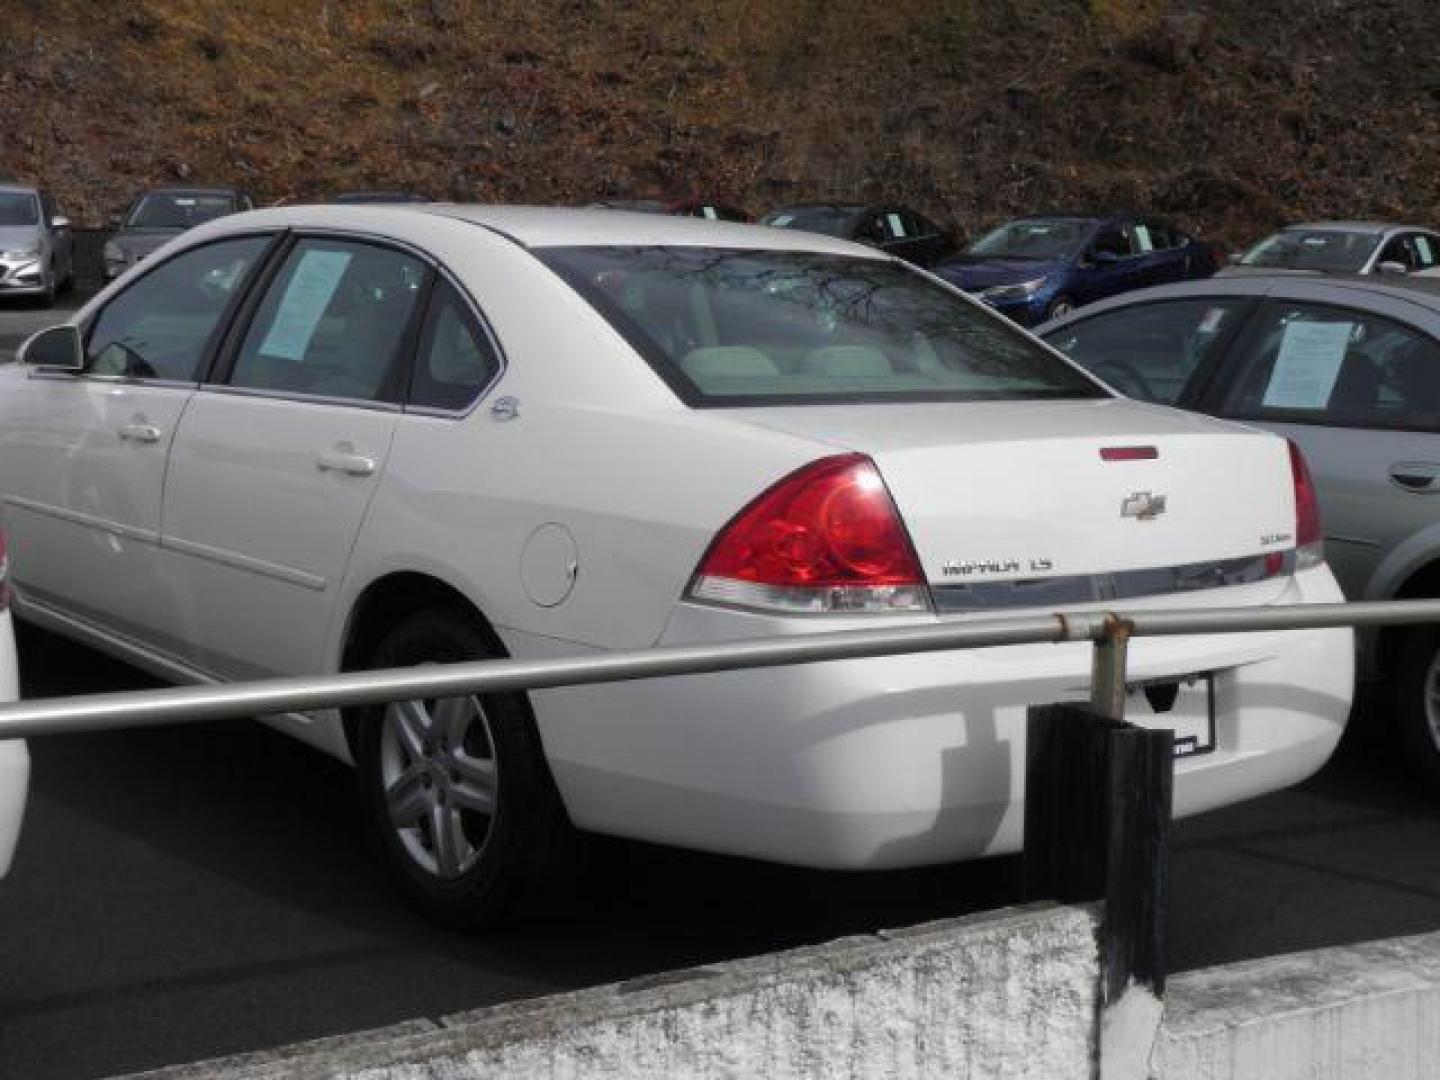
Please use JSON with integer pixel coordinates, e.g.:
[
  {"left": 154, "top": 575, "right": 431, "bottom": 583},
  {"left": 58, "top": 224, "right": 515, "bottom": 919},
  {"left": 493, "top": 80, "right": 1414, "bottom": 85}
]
[
  {"left": 540, "top": 246, "right": 1107, "bottom": 406},
  {"left": 1240, "top": 229, "right": 1380, "bottom": 273}
]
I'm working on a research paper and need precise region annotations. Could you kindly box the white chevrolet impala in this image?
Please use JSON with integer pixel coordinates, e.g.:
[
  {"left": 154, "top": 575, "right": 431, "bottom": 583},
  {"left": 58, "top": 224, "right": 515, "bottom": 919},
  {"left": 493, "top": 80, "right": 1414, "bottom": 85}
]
[{"left": 1, "top": 206, "right": 1352, "bottom": 924}]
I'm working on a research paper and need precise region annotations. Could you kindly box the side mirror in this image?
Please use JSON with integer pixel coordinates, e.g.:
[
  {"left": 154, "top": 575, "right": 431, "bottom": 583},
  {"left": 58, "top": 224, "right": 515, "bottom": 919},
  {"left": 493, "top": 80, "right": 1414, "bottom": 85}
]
[
  {"left": 1377, "top": 260, "right": 1409, "bottom": 276},
  {"left": 17, "top": 325, "right": 83, "bottom": 372},
  {"left": 50, "top": 215, "right": 71, "bottom": 231}
]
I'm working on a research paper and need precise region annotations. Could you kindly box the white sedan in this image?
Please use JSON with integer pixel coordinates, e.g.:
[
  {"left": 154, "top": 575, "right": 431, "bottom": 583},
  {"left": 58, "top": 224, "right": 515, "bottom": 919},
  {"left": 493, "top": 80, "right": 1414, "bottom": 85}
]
[
  {"left": 1, "top": 205, "right": 1353, "bottom": 925},
  {"left": 0, "top": 529, "right": 25, "bottom": 880}
]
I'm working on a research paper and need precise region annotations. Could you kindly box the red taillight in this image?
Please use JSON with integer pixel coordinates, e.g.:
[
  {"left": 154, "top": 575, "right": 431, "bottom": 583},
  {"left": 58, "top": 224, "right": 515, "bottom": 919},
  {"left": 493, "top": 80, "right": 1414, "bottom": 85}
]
[
  {"left": 0, "top": 530, "right": 9, "bottom": 612},
  {"left": 1288, "top": 440, "right": 1324, "bottom": 567},
  {"left": 689, "top": 454, "right": 931, "bottom": 613},
  {"left": 1100, "top": 445, "right": 1158, "bottom": 462}
]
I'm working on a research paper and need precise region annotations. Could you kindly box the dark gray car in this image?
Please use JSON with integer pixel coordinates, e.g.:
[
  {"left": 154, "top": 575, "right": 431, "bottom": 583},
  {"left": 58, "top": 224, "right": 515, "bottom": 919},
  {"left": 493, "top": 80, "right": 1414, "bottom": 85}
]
[
  {"left": 1039, "top": 274, "right": 1440, "bottom": 791},
  {"left": 0, "top": 183, "right": 74, "bottom": 306},
  {"left": 104, "top": 186, "right": 253, "bottom": 280}
]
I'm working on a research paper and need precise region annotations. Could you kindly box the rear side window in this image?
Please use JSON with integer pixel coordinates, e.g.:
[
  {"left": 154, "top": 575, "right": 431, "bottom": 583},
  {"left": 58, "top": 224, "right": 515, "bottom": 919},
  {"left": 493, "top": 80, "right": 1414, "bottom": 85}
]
[
  {"left": 229, "top": 239, "right": 428, "bottom": 403},
  {"left": 1219, "top": 301, "right": 1440, "bottom": 431},
  {"left": 87, "top": 236, "right": 269, "bottom": 381},
  {"left": 1045, "top": 298, "right": 1245, "bottom": 405},
  {"left": 540, "top": 246, "right": 1106, "bottom": 406},
  {"left": 408, "top": 280, "right": 500, "bottom": 411}
]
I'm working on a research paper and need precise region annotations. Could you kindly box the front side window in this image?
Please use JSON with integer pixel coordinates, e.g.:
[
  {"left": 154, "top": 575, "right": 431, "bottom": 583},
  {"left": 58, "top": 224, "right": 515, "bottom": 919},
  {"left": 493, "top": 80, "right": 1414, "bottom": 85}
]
[
  {"left": 230, "top": 239, "right": 428, "bottom": 403},
  {"left": 1239, "top": 229, "right": 1380, "bottom": 273},
  {"left": 0, "top": 192, "right": 39, "bottom": 227},
  {"left": 86, "top": 236, "right": 269, "bottom": 381},
  {"left": 1045, "top": 298, "right": 1247, "bottom": 404},
  {"left": 408, "top": 280, "right": 500, "bottom": 411},
  {"left": 1219, "top": 301, "right": 1440, "bottom": 430},
  {"left": 541, "top": 246, "right": 1106, "bottom": 405},
  {"left": 126, "top": 192, "right": 239, "bottom": 230}
]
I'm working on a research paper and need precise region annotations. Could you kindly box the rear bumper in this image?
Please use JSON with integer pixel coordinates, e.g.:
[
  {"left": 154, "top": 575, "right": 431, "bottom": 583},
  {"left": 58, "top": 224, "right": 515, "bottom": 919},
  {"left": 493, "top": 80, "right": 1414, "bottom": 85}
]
[
  {"left": 528, "top": 566, "right": 1354, "bottom": 869},
  {"left": 0, "top": 611, "right": 26, "bottom": 879}
]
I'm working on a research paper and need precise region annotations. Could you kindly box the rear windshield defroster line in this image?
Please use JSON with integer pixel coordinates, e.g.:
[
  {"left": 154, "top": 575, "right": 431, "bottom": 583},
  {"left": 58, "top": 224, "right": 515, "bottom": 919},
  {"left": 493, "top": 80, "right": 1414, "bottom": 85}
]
[{"left": 538, "top": 245, "right": 1108, "bottom": 408}]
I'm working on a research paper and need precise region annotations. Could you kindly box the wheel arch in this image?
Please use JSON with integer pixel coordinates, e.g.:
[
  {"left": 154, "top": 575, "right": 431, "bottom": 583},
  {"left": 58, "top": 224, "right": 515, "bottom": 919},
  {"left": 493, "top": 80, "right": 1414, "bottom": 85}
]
[
  {"left": 1376, "top": 557, "right": 1440, "bottom": 677},
  {"left": 338, "top": 571, "right": 510, "bottom": 757}
]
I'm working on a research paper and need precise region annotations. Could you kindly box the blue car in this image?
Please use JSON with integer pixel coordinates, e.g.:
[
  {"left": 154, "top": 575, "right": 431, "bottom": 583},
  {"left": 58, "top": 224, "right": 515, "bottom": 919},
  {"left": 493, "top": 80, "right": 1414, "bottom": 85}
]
[{"left": 933, "top": 214, "right": 1219, "bottom": 325}]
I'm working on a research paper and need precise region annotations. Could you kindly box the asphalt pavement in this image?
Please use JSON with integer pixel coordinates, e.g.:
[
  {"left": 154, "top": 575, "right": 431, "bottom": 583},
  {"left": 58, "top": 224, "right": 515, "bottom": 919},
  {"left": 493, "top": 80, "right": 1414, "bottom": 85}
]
[
  {"left": 0, "top": 293, "right": 89, "bottom": 360},
  {"left": 0, "top": 623, "right": 1437, "bottom": 1080}
]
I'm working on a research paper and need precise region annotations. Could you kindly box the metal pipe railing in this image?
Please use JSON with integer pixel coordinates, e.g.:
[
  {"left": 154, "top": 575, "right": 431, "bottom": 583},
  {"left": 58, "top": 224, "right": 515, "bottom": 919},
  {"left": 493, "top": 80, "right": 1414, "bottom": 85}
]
[{"left": 3, "top": 598, "right": 1440, "bottom": 739}]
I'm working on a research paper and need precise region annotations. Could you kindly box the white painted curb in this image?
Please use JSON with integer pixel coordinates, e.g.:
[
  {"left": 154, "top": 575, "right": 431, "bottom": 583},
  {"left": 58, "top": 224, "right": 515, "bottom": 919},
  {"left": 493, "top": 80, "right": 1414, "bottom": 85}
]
[
  {"left": 1153, "top": 928, "right": 1440, "bottom": 1080},
  {"left": 110, "top": 903, "right": 1101, "bottom": 1080}
]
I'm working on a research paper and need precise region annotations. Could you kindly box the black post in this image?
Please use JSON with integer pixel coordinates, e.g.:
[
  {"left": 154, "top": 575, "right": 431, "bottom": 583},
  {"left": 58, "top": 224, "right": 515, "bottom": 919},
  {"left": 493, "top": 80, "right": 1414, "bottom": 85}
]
[{"left": 1024, "top": 703, "right": 1174, "bottom": 1076}]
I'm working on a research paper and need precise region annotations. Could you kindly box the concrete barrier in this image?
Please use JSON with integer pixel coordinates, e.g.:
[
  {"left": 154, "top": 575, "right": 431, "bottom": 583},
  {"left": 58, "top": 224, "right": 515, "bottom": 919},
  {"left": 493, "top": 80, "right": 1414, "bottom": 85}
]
[
  {"left": 1153, "top": 929, "right": 1440, "bottom": 1080},
  {"left": 111, "top": 903, "right": 1102, "bottom": 1080}
]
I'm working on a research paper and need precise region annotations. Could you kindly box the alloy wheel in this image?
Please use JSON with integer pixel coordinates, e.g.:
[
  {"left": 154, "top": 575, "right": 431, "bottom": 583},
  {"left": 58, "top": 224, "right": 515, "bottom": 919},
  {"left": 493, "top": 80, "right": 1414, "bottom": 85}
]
[{"left": 378, "top": 692, "right": 499, "bottom": 879}]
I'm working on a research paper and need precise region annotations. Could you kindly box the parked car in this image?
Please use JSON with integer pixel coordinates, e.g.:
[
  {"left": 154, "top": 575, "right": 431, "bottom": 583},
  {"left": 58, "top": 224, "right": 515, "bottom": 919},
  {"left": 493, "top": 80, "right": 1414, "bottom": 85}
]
[
  {"left": 0, "top": 183, "right": 74, "bottom": 307},
  {"left": 1226, "top": 222, "right": 1440, "bottom": 277},
  {"left": 330, "top": 190, "right": 433, "bottom": 205},
  {"left": 0, "top": 527, "right": 26, "bottom": 881},
  {"left": 760, "top": 202, "right": 955, "bottom": 265},
  {"left": 588, "top": 197, "right": 751, "bottom": 222},
  {"left": 932, "top": 214, "right": 1219, "bottom": 326},
  {"left": 5, "top": 205, "right": 1352, "bottom": 925},
  {"left": 1039, "top": 273, "right": 1440, "bottom": 791},
  {"left": 104, "top": 186, "right": 254, "bottom": 280}
]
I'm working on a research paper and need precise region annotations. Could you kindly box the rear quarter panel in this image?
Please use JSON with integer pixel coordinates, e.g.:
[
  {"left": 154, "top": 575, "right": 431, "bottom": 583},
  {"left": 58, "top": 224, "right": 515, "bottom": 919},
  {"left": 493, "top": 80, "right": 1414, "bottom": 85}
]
[{"left": 333, "top": 228, "right": 826, "bottom": 659}]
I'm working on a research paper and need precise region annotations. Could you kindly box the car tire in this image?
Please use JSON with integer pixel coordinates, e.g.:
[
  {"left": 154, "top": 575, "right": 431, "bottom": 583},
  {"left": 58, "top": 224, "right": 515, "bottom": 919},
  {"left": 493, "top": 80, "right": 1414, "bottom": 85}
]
[
  {"left": 1393, "top": 627, "right": 1440, "bottom": 795},
  {"left": 1046, "top": 295, "right": 1076, "bottom": 320},
  {"left": 355, "top": 607, "right": 574, "bottom": 928}
]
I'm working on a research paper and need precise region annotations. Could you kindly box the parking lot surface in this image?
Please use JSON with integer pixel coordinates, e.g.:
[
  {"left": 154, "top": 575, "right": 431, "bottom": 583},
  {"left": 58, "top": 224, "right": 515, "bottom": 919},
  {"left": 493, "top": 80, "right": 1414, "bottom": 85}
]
[{"left": 0, "top": 624, "right": 1437, "bottom": 1079}]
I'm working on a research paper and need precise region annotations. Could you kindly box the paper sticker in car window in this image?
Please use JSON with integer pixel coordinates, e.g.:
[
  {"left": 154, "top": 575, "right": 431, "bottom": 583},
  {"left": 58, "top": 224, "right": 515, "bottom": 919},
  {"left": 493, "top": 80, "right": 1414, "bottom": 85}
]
[
  {"left": 1197, "top": 307, "right": 1227, "bottom": 334},
  {"left": 1418, "top": 236, "right": 1436, "bottom": 265},
  {"left": 1133, "top": 224, "right": 1154, "bottom": 253},
  {"left": 258, "top": 249, "right": 352, "bottom": 361},
  {"left": 886, "top": 213, "right": 907, "bottom": 237},
  {"left": 1262, "top": 321, "right": 1352, "bottom": 409}
]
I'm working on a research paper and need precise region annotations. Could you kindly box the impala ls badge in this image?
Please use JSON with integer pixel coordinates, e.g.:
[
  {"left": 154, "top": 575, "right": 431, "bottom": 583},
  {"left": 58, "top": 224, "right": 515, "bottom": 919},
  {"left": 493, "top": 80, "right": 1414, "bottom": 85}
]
[{"left": 1121, "top": 491, "right": 1167, "bottom": 521}]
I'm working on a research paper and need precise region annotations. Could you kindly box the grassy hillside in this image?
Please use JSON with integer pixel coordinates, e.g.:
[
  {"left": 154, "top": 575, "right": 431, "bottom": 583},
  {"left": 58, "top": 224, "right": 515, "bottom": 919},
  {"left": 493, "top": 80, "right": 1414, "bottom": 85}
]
[{"left": 4, "top": 0, "right": 1440, "bottom": 247}]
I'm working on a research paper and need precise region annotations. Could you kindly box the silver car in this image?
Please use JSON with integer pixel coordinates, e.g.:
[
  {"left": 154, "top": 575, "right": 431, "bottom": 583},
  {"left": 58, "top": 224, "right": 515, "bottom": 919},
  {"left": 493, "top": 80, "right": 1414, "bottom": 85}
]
[
  {"left": 0, "top": 184, "right": 74, "bottom": 306},
  {"left": 1225, "top": 221, "right": 1440, "bottom": 277},
  {"left": 1041, "top": 273, "right": 1440, "bottom": 792}
]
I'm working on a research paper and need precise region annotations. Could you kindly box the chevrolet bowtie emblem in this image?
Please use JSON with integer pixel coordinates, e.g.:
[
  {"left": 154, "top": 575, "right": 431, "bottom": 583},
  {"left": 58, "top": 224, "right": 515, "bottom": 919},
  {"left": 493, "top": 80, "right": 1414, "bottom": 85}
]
[{"left": 1121, "top": 491, "right": 1167, "bottom": 521}]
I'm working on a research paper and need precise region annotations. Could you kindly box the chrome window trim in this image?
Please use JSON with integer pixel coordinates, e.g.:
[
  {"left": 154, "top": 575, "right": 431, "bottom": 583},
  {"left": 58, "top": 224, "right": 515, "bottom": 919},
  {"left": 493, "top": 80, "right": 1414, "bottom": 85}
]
[{"left": 205, "top": 383, "right": 405, "bottom": 414}]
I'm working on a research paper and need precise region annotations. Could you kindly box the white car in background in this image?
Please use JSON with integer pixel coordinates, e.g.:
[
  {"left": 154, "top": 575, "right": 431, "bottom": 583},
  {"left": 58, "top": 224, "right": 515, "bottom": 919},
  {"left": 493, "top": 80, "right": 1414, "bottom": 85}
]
[
  {"left": 1, "top": 205, "right": 1353, "bottom": 925},
  {"left": 0, "top": 529, "right": 26, "bottom": 880}
]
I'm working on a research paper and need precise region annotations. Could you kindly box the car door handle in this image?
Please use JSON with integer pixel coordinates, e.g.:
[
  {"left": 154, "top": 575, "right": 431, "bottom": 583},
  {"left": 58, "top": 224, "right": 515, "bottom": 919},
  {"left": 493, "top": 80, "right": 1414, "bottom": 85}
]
[
  {"left": 118, "top": 422, "right": 162, "bottom": 444},
  {"left": 1388, "top": 462, "right": 1440, "bottom": 492},
  {"left": 316, "top": 448, "right": 377, "bottom": 477}
]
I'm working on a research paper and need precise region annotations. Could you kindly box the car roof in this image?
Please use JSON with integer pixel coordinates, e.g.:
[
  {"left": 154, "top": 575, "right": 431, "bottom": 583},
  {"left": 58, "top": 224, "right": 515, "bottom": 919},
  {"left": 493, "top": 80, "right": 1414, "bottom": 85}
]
[
  {"left": 1037, "top": 271, "right": 1440, "bottom": 333},
  {"left": 1281, "top": 221, "right": 1428, "bottom": 234},
  {"left": 140, "top": 186, "right": 244, "bottom": 197},
  {"left": 196, "top": 203, "right": 891, "bottom": 257}
]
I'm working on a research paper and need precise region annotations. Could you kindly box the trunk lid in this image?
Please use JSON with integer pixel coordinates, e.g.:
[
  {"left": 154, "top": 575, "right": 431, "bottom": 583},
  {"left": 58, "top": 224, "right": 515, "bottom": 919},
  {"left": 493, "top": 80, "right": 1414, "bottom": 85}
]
[{"left": 725, "top": 398, "right": 1298, "bottom": 605}]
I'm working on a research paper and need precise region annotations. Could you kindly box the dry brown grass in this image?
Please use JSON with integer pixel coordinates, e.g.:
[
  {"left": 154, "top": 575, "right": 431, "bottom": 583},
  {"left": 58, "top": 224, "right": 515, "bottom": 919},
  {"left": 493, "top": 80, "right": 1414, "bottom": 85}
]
[{"left": 4, "top": 0, "right": 1440, "bottom": 248}]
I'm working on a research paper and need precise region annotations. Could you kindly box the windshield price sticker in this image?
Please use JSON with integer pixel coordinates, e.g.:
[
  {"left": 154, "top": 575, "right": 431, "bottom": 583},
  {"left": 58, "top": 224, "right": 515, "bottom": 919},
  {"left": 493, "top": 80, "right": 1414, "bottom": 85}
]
[{"left": 1263, "top": 320, "right": 1352, "bottom": 409}]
